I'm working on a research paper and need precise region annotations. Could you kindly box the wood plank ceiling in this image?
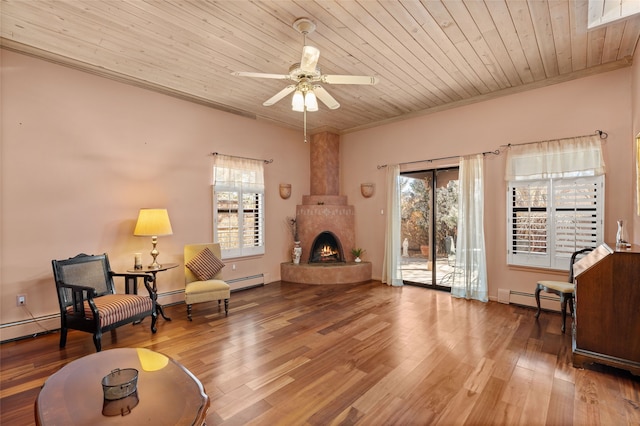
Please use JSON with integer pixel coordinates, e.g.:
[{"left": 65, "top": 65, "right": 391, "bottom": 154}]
[{"left": 2, "top": 1, "right": 639, "bottom": 135}]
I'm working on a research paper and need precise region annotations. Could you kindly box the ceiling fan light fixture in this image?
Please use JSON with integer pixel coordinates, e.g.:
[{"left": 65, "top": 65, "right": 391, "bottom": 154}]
[
  {"left": 291, "top": 89, "right": 304, "bottom": 112},
  {"left": 233, "top": 16, "right": 378, "bottom": 141},
  {"left": 304, "top": 90, "right": 318, "bottom": 111}
]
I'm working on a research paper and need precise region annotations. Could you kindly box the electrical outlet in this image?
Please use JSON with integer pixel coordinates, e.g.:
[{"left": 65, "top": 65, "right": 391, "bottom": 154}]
[
  {"left": 232, "top": 264, "right": 236, "bottom": 271},
  {"left": 16, "top": 294, "right": 26, "bottom": 306}
]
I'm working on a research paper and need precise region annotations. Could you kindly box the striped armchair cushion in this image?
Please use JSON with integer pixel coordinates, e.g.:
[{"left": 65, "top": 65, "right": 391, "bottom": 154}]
[{"left": 66, "top": 294, "right": 153, "bottom": 328}]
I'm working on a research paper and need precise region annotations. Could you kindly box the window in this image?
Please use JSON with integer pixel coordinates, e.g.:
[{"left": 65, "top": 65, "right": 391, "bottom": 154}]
[
  {"left": 213, "top": 155, "right": 265, "bottom": 258},
  {"left": 587, "top": 0, "right": 640, "bottom": 30},
  {"left": 505, "top": 134, "right": 605, "bottom": 270},
  {"left": 507, "top": 176, "right": 604, "bottom": 269}
]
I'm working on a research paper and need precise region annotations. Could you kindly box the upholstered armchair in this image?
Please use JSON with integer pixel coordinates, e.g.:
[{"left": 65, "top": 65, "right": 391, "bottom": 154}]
[
  {"left": 184, "top": 243, "right": 230, "bottom": 321},
  {"left": 51, "top": 253, "right": 157, "bottom": 352}
]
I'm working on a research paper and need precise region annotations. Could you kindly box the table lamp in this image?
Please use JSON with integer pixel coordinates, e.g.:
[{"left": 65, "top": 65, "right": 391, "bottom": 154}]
[{"left": 133, "top": 208, "right": 173, "bottom": 269}]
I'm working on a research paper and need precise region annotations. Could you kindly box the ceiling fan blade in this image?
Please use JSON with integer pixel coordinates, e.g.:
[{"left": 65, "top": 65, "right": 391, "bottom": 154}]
[
  {"left": 232, "top": 71, "right": 290, "bottom": 80},
  {"left": 313, "top": 85, "right": 340, "bottom": 110},
  {"left": 322, "top": 75, "right": 379, "bottom": 85},
  {"left": 263, "top": 85, "right": 296, "bottom": 106},
  {"left": 300, "top": 45, "right": 320, "bottom": 73}
]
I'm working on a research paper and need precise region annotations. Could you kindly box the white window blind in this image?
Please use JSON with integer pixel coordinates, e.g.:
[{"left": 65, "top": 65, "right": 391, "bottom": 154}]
[
  {"left": 508, "top": 177, "right": 603, "bottom": 270},
  {"left": 509, "top": 181, "right": 550, "bottom": 268},
  {"left": 213, "top": 155, "right": 265, "bottom": 258},
  {"left": 553, "top": 179, "right": 601, "bottom": 257}
]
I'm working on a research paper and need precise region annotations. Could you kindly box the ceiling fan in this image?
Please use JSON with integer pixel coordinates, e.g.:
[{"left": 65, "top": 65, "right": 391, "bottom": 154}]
[{"left": 232, "top": 18, "right": 379, "bottom": 141}]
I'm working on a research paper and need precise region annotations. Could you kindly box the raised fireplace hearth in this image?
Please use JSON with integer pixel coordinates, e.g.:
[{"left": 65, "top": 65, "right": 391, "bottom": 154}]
[{"left": 281, "top": 261, "right": 372, "bottom": 285}]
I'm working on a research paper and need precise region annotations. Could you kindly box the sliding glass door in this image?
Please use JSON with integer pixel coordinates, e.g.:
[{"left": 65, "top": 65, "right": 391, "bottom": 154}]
[{"left": 400, "top": 167, "right": 459, "bottom": 289}]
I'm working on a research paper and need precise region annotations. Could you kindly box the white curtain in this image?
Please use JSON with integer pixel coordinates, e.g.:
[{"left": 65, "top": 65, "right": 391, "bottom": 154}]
[
  {"left": 451, "top": 154, "right": 488, "bottom": 301},
  {"left": 505, "top": 135, "right": 604, "bottom": 180},
  {"left": 382, "top": 164, "right": 403, "bottom": 286},
  {"left": 212, "top": 154, "right": 264, "bottom": 191}
]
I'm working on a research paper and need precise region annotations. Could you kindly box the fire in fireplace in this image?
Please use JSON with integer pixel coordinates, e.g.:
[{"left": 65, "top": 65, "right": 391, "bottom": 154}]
[{"left": 309, "top": 231, "right": 344, "bottom": 263}]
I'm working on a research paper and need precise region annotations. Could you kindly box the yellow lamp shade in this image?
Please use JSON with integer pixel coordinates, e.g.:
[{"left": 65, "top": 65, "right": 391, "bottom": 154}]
[{"left": 134, "top": 209, "right": 173, "bottom": 236}]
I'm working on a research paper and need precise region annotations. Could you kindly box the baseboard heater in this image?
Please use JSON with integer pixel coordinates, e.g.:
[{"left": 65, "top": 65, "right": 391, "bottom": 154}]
[
  {"left": 510, "top": 290, "right": 561, "bottom": 301},
  {"left": 508, "top": 290, "right": 561, "bottom": 311},
  {"left": 0, "top": 313, "right": 60, "bottom": 343},
  {"left": 157, "top": 274, "right": 266, "bottom": 296},
  {"left": 160, "top": 274, "right": 265, "bottom": 306},
  {"left": 227, "top": 274, "right": 265, "bottom": 292},
  {"left": 0, "top": 313, "right": 59, "bottom": 330}
]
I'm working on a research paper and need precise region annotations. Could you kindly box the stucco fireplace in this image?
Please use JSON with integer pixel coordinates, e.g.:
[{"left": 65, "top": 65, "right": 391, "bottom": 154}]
[{"left": 280, "top": 132, "right": 372, "bottom": 285}]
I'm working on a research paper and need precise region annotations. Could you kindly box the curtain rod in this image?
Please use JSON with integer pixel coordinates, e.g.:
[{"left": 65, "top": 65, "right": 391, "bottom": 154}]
[
  {"left": 211, "top": 152, "right": 273, "bottom": 164},
  {"left": 499, "top": 130, "right": 608, "bottom": 148},
  {"left": 377, "top": 149, "right": 500, "bottom": 170}
]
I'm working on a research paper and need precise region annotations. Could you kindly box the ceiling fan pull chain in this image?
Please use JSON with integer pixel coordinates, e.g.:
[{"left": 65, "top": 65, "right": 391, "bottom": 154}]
[{"left": 303, "top": 108, "right": 308, "bottom": 143}]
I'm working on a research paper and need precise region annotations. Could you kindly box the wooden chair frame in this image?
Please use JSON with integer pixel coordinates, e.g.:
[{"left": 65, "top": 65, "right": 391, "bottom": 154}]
[
  {"left": 52, "top": 253, "right": 157, "bottom": 351},
  {"left": 535, "top": 248, "right": 593, "bottom": 333}
]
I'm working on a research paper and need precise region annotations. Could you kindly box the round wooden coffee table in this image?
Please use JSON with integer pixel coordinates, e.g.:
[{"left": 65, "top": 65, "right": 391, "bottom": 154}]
[{"left": 35, "top": 348, "right": 209, "bottom": 425}]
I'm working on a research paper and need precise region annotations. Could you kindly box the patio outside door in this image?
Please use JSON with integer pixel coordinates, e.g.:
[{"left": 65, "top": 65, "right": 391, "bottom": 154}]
[{"left": 400, "top": 168, "right": 459, "bottom": 289}]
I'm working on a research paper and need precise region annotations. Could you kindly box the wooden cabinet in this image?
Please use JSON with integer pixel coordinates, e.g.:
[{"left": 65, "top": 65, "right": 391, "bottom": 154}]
[{"left": 572, "top": 244, "right": 640, "bottom": 375}]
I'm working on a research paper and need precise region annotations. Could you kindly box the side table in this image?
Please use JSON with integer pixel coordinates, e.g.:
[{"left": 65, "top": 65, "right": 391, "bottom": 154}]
[
  {"left": 127, "top": 263, "right": 179, "bottom": 321},
  {"left": 35, "top": 347, "right": 209, "bottom": 425}
]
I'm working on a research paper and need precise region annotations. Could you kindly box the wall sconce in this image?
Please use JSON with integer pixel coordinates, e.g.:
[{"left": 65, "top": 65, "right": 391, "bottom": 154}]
[
  {"left": 279, "top": 183, "right": 292, "bottom": 199},
  {"left": 361, "top": 183, "right": 375, "bottom": 198}
]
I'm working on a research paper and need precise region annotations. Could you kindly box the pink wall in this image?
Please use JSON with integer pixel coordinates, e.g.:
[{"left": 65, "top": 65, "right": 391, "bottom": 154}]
[
  {"left": 342, "top": 66, "right": 635, "bottom": 305},
  {"left": 0, "top": 49, "right": 310, "bottom": 340},
  {"left": 1, "top": 46, "right": 637, "bottom": 340}
]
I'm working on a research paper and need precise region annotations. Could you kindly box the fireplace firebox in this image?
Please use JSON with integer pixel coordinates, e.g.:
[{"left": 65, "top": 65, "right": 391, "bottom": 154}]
[{"left": 309, "top": 231, "right": 344, "bottom": 263}]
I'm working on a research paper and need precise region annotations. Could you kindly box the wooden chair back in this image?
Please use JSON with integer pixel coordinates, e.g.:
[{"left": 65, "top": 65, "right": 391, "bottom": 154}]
[{"left": 52, "top": 254, "right": 115, "bottom": 310}]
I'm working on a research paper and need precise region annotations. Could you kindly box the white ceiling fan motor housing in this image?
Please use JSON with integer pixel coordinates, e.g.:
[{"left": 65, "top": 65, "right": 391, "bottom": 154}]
[{"left": 292, "top": 18, "right": 316, "bottom": 35}]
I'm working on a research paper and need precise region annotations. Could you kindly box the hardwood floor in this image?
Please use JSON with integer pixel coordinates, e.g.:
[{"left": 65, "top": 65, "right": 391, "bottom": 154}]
[{"left": 1, "top": 281, "right": 638, "bottom": 425}]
